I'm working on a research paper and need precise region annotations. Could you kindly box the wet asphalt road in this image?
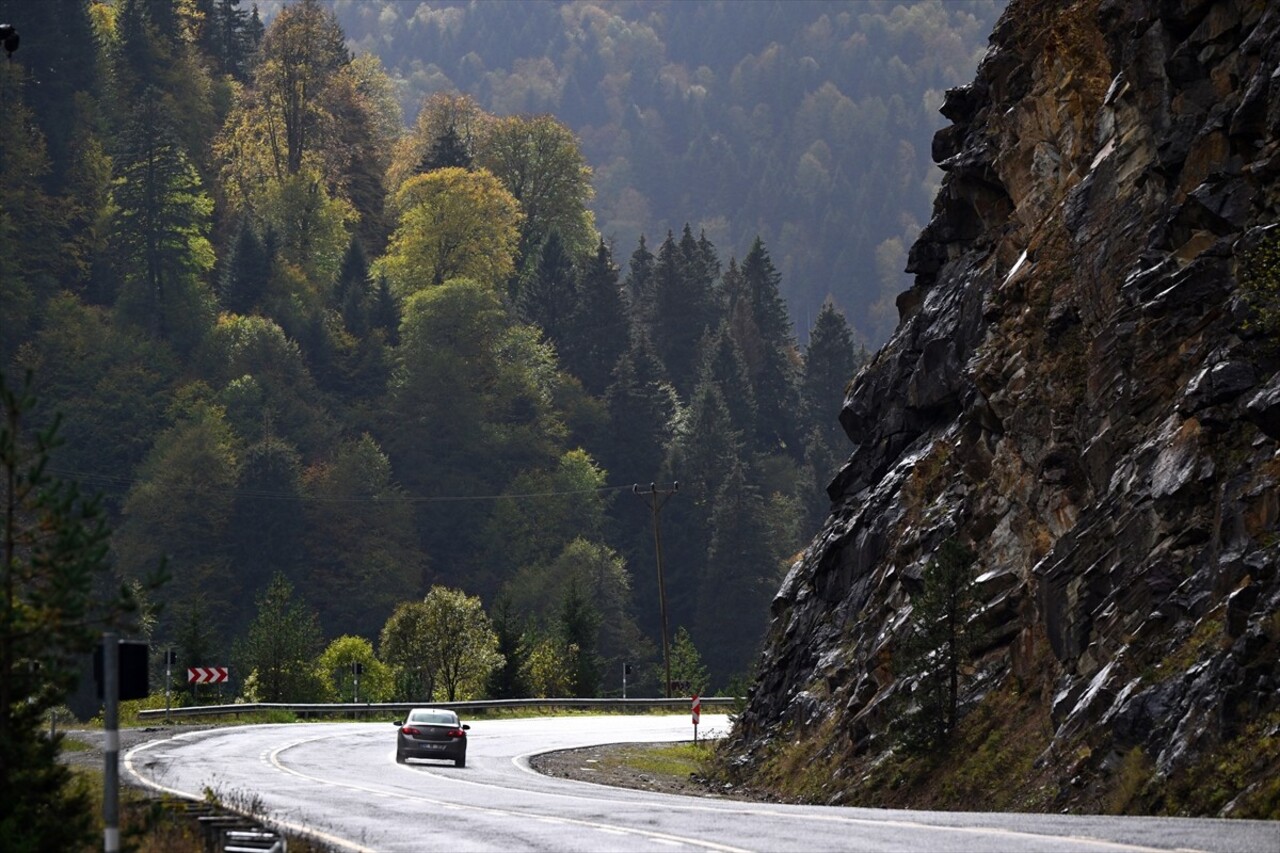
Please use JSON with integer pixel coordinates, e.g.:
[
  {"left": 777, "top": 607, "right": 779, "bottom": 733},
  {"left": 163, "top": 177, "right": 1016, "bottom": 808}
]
[{"left": 123, "top": 715, "right": 1279, "bottom": 853}]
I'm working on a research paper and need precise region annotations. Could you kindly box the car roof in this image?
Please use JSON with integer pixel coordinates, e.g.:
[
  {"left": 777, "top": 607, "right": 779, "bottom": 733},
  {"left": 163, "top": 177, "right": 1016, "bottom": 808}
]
[{"left": 407, "top": 708, "right": 460, "bottom": 722}]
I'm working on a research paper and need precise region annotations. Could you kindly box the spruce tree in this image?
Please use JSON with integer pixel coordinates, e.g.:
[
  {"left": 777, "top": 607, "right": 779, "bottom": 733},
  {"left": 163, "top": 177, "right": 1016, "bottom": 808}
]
[
  {"left": 739, "top": 237, "right": 800, "bottom": 454},
  {"left": 220, "top": 218, "right": 270, "bottom": 315},
  {"left": 563, "top": 239, "right": 630, "bottom": 396},
  {"left": 112, "top": 92, "right": 214, "bottom": 347},
  {"left": 895, "top": 539, "right": 978, "bottom": 752},
  {"left": 651, "top": 229, "right": 719, "bottom": 398},
  {"left": 486, "top": 598, "right": 529, "bottom": 699},
  {"left": 419, "top": 124, "right": 472, "bottom": 172},
  {"left": 800, "top": 299, "right": 860, "bottom": 442},
  {"left": 518, "top": 230, "right": 578, "bottom": 349},
  {"left": 696, "top": 458, "right": 778, "bottom": 686}
]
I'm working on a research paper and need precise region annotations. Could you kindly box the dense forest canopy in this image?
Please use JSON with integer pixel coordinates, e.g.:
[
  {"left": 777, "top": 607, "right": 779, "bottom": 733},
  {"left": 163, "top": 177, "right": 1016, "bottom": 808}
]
[
  {"left": 257, "top": 0, "right": 1005, "bottom": 345},
  {"left": 0, "top": 0, "right": 992, "bottom": 701}
]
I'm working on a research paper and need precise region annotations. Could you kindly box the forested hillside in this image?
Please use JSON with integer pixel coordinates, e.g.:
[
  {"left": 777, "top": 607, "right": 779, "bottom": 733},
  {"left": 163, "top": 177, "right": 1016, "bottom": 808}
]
[
  {"left": 0, "top": 0, "right": 879, "bottom": 703},
  {"left": 258, "top": 0, "right": 1004, "bottom": 345}
]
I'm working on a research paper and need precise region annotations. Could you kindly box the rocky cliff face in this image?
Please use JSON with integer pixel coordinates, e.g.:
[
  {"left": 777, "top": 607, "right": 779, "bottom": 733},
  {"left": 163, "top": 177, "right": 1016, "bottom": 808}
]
[{"left": 727, "top": 0, "right": 1280, "bottom": 814}]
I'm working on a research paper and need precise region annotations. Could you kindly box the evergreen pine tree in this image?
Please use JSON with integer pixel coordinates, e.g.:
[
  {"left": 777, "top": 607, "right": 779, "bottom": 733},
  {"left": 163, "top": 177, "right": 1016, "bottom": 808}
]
[
  {"left": 651, "top": 229, "right": 719, "bottom": 398},
  {"left": 336, "top": 237, "right": 371, "bottom": 336},
  {"left": 697, "top": 321, "right": 758, "bottom": 452},
  {"left": 220, "top": 218, "right": 270, "bottom": 315},
  {"left": 601, "top": 334, "right": 677, "bottom": 487},
  {"left": 418, "top": 124, "right": 472, "bottom": 172},
  {"left": 662, "top": 374, "right": 744, "bottom": 632},
  {"left": 563, "top": 239, "right": 630, "bottom": 396},
  {"left": 112, "top": 92, "right": 215, "bottom": 347},
  {"left": 518, "top": 230, "right": 577, "bottom": 349},
  {"left": 486, "top": 598, "right": 529, "bottom": 699},
  {"left": 739, "top": 237, "right": 800, "bottom": 454},
  {"left": 625, "top": 234, "right": 656, "bottom": 327},
  {"left": 895, "top": 539, "right": 978, "bottom": 752},
  {"left": 696, "top": 458, "right": 777, "bottom": 686},
  {"left": 800, "top": 299, "right": 860, "bottom": 442}
]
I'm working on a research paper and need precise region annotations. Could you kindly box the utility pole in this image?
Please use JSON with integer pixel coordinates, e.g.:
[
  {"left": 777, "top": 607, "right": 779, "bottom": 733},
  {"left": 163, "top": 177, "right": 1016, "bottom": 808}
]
[{"left": 634, "top": 482, "right": 678, "bottom": 698}]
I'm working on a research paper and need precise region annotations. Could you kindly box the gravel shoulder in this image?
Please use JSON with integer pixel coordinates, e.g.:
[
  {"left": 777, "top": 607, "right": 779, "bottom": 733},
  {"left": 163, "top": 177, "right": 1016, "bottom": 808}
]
[{"left": 528, "top": 741, "right": 776, "bottom": 802}]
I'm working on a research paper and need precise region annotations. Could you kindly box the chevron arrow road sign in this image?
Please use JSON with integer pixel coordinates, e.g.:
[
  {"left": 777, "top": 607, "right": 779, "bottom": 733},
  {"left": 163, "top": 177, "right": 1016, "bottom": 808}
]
[{"left": 187, "top": 666, "right": 229, "bottom": 684}]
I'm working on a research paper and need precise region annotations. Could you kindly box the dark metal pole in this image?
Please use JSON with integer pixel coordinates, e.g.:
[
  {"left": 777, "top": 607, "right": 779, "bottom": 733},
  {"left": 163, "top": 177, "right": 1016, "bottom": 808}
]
[
  {"left": 104, "top": 632, "right": 119, "bottom": 853},
  {"left": 635, "top": 482, "right": 678, "bottom": 698}
]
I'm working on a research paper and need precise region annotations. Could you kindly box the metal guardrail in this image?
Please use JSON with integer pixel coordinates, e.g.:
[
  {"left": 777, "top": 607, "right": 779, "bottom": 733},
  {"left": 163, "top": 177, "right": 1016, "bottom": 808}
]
[{"left": 138, "top": 696, "right": 739, "bottom": 721}]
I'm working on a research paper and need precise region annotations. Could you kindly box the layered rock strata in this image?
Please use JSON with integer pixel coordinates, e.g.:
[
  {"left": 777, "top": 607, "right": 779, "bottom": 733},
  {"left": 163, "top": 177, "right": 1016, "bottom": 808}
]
[{"left": 729, "top": 0, "right": 1280, "bottom": 812}]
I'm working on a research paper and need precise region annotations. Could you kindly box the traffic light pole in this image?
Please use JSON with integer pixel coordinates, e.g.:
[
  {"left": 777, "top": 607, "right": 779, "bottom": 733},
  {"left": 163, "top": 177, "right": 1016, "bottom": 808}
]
[{"left": 634, "top": 482, "right": 678, "bottom": 698}]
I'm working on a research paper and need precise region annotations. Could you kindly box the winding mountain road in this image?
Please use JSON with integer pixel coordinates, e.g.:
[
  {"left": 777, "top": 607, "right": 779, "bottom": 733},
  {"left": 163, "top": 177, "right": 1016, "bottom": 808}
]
[{"left": 124, "top": 715, "right": 1278, "bottom": 852}]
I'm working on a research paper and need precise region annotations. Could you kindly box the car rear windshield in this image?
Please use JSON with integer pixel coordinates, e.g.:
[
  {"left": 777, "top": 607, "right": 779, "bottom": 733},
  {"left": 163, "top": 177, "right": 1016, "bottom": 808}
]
[{"left": 409, "top": 711, "right": 458, "bottom": 726}]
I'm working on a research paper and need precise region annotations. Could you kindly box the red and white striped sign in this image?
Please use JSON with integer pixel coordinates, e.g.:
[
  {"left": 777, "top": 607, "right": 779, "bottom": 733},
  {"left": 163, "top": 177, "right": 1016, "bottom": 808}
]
[
  {"left": 187, "top": 666, "right": 229, "bottom": 684},
  {"left": 692, "top": 694, "right": 701, "bottom": 726}
]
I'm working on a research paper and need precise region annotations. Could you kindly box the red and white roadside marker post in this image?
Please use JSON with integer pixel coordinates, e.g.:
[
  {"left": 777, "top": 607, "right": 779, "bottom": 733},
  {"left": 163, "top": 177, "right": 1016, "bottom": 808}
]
[
  {"left": 187, "top": 666, "right": 229, "bottom": 702},
  {"left": 692, "top": 694, "right": 701, "bottom": 743}
]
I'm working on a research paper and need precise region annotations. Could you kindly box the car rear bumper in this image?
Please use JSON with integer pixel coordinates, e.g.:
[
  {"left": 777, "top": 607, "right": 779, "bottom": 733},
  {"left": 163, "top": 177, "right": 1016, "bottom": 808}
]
[{"left": 398, "top": 741, "right": 465, "bottom": 761}]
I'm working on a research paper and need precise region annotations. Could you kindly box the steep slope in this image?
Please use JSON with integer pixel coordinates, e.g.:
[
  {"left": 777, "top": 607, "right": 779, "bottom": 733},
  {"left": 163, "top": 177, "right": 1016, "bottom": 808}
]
[{"left": 724, "top": 0, "right": 1280, "bottom": 816}]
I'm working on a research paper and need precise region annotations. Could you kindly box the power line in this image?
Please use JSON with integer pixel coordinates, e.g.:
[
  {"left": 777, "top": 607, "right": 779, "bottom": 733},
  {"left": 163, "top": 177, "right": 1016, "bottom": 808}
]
[{"left": 45, "top": 467, "right": 640, "bottom": 504}]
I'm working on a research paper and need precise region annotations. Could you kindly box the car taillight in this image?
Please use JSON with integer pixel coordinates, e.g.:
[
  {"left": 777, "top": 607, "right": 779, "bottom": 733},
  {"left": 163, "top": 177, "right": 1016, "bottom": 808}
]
[
  {"left": 446, "top": 728, "right": 466, "bottom": 738},
  {"left": 400, "top": 726, "right": 420, "bottom": 735}
]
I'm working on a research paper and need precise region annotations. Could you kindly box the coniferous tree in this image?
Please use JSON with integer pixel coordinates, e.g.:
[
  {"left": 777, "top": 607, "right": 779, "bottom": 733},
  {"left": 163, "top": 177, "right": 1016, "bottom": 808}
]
[
  {"left": 625, "top": 235, "right": 656, "bottom": 326},
  {"left": 0, "top": 72, "right": 62, "bottom": 356},
  {"left": 419, "top": 124, "right": 473, "bottom": 172},
  {"left": 796, "top": 300, "right": 861, "bottom": 526},
  {"left": 895, "top": 539, "right": 978, "bottom": 752},
  {"left": 235, "top": 571, "right": 325, "bottom": 702},
  {"left": 0, "top": 0, "right": 99, "bottom": 194},
  {"left": 201, "top": 0, "right": 260, "bottom": 81},
  {"left": 486, "top": 598, "right": 529, "bottom": 699},
  {"left": 668, "top": 626, "right": 709, "bottom": 697},
  {"left": 372, "top": 273, "right": 399, "bottom": 345},
  {"left": 600, "top": 334, "right": 677, "bottom": 487},
  {"left": 220, "top": 218, "right": 270, "bottom": 314},
  {"left": 739, "top": 237, "right": 800, "bottom": 454},
  {"left": 662, "top": 374, "right": 744, "bottom": 632},
  {"left": 563, "top": 239, "right": 630, "bottom": 396},
  {"left": 518, "top": 230, "right": 578, "bottom": 348},
  {"left": 112, "top": 92, "right": 215, "bottom": 348},
  {"left": 697, "top": 321, "right": 757, "bottom": 447},
  {"left": 800, "top": 299, "right": 860, "bottom": 443},
  {"left": 696, "top": 458, "right": 778, "bottom": 686},
  {"left": 650, "top": 229, "right": 719, "bottom": 398},
  {"left": 336, "top": 237, "right": 371, "bottom": 334}
]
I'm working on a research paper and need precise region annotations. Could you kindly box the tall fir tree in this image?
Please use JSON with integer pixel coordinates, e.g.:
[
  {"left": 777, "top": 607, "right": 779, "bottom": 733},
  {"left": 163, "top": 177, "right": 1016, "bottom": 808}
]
[
  {"left": 662, "top": 373, "right": 744, "bottom": 633},
  {"left": 563, "top": 239, "right": 630, "bottom": 396},
  {"left": 112, "top": 91, "right": 215, "bottom": 349},
  {"left": 220, "top": 218, "right": 270, "bottom": 315},
  {"left": 738, "top": 237, "right": 800, "bottom": 454},
  {"left": 696, "top": 321, "right": 758, "bottom": 452},
  {"left": 518, "top": 230, "right": 578, "bottom": 350},
  {"left": 650, "top": 229, "right": 719, "bottom": 398},
  {"left": 695, "top": 457, "right": 778, "bottom": 686}
]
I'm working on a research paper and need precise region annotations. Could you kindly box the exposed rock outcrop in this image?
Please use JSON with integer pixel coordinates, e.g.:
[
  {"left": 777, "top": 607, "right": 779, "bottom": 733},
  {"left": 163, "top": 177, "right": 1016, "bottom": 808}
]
[{"left": 727, "top": 0, "right": 1279, "bottom": 814}]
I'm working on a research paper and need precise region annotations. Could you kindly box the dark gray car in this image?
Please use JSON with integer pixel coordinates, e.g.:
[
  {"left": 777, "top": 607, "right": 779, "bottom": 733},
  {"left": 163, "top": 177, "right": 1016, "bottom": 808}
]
[{"left": 394, "top": 708, "right": 470, "bottom": 767}]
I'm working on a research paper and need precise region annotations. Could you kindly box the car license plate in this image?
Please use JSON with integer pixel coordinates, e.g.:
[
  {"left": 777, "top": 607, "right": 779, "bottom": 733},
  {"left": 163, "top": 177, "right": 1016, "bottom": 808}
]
[{"left": 422, "top": 743, "right": 445, "bottom": 750}]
